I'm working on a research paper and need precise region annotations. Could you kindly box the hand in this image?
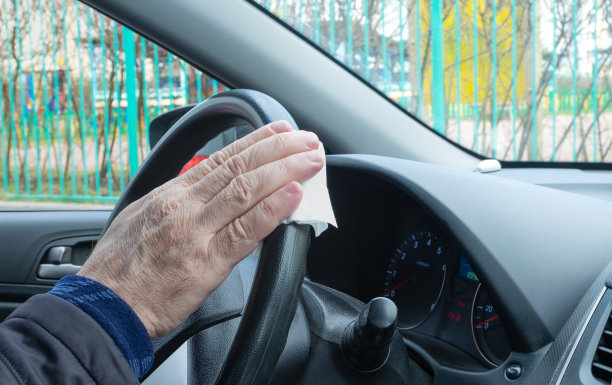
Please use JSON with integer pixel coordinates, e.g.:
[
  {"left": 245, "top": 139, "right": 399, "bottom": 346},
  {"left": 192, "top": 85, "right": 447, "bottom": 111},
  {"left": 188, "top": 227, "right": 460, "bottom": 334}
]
[{"left": 78, "top": 121, "right": 323, "bottom": 339}]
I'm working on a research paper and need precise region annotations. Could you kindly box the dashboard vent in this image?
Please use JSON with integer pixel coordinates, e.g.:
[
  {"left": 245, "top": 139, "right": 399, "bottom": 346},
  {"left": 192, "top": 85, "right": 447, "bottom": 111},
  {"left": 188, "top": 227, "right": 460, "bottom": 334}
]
[{"left": 592, "top": 310, "right": 612, "bottom": 382}]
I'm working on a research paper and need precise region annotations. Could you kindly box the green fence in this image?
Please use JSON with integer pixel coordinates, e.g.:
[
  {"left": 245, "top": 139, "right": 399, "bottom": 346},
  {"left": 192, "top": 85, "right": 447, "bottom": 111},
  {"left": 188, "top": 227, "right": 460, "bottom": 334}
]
[
  {"left": 1, "top": 0, "right": 612, "bottom": 204},
  {"left": 258, "top": 0, "right": 612, "bottom": 163},
  {"left": 0, "top": 0, "right": 226, "bottom": 203}
]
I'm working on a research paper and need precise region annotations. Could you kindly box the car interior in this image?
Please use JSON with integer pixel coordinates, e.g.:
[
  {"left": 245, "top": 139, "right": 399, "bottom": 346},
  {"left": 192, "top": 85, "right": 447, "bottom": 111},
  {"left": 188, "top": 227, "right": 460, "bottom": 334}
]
[{"left": 2, "top": 0, "right": 612, "bottom": 384}]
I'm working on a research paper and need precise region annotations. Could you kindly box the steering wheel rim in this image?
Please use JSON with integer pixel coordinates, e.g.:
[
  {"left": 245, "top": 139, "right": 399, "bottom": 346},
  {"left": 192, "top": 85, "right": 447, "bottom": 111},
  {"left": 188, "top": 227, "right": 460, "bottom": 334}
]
[{"left": 102, "top": 89, "right": 312, "bottom": 385}]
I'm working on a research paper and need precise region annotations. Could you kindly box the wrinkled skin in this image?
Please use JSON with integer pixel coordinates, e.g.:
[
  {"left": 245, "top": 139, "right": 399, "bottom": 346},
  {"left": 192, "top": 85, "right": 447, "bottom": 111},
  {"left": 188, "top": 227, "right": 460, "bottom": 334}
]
[{"left": 79, "top": 121, "right": 323, "bottom": 339}]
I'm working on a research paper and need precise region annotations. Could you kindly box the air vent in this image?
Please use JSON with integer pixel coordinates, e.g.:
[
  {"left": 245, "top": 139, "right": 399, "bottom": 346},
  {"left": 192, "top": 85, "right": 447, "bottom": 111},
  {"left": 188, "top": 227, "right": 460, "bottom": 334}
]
[{"left": 592, "top": 311, "right": 612, "bottom": 382}]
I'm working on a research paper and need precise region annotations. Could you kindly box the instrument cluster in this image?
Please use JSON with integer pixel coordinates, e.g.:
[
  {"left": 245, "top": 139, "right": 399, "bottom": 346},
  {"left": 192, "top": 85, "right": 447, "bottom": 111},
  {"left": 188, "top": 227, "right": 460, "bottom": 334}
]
[{"left": 381, "top": 229, "right": 511, "bottom": 367}]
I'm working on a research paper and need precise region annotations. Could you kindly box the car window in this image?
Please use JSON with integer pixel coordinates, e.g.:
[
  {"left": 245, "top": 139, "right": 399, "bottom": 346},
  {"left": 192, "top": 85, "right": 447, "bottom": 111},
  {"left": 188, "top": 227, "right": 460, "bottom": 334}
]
[
  {"left": 252, "top": 0, "right": 611, "bottom": 164},
  {"left": 0, "top": 0, "right": 229, "bottom": 210}
]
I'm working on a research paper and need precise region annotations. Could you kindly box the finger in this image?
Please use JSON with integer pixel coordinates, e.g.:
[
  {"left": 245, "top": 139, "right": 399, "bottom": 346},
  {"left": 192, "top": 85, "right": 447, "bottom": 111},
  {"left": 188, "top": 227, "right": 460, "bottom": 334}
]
[
  {"left": 190, "top": 130, "right": 319, "bottom": 203},
  {"left": 175, "top": 120, "right": 293, "bottom": 187},
  {"left": 198, "top": 148, "right": 323, "bottom": 231},
  {"left": 209, "top": 181, "right": 303, "bottom": 268}
]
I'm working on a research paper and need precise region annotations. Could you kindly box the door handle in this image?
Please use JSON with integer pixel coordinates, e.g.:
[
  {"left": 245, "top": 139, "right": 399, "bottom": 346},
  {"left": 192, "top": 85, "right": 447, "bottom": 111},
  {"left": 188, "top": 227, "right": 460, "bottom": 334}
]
[
  {"left": 37, "top": 246, "right": 82, "bottom": 279},
  {"left": 37, "top": 263, "right": 82, "bottom": 280},
  {"left": 44, "top": 246, "right": 72, "bottom": 264}
]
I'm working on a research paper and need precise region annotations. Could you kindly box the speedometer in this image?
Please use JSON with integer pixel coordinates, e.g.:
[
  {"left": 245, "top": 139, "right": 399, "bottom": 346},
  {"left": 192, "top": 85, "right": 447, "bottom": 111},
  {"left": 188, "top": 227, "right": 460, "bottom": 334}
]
[{"left": 381, "top": 231, "right": 447, "bottom": 329}]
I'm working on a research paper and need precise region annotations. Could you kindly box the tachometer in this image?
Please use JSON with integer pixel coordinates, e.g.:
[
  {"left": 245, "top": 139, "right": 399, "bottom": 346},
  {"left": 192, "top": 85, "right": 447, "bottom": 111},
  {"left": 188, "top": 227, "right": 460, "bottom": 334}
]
[
  {"left": 471, "top": 284, "right": 511, "bottom": 366},
  {"left": 382, "top": 231, "right": 447, "bottom": 329}
]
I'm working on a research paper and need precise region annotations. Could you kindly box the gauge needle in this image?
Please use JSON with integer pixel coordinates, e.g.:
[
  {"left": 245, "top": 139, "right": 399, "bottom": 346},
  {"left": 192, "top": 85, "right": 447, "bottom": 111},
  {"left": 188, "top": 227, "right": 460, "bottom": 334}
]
[
  {"left": 382, "top": 280, "right": 409, "bottom": 296},
  {"left": 474, "top": 314, "right": 499, "bottom": 328}
]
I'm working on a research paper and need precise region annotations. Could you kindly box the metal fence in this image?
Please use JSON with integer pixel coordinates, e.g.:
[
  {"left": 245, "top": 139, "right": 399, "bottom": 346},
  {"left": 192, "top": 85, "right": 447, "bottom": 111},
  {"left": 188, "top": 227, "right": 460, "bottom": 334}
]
[
  {"left": 1, "top": 0, "right": 611, "bottom": 204},
  {"left": 0, "top": 0, "right": 227, "bottom": 202},
  {"left": 258, "top": 0, "right": 612, "bottom": 163}
]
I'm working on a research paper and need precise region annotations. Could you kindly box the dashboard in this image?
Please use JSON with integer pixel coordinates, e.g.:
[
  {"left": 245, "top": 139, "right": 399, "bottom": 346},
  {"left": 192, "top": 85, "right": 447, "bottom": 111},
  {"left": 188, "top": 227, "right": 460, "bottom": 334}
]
[
  {"left": 304, "top": 155, "right": 612, "bottom": 384},
  {"left": 307, "top": 164, "right": 510, "bottom": 371}
]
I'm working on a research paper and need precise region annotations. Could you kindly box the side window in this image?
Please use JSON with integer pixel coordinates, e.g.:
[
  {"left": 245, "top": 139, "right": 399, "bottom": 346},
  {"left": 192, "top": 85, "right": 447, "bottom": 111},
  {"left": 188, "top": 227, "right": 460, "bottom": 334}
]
[
  {"left": 0, "top": 0, "right": 228, "bottom": 208},
  {"left": 255, "top": 0, "right": 612, "bottom": 163}
]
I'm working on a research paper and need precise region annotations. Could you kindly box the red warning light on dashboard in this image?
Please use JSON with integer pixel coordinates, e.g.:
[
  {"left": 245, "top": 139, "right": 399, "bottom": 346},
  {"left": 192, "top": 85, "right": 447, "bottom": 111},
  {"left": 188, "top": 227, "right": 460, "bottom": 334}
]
[
  {"left": 447, "top": 312, "right": 462, "bottom": 322},
  {"left": 457, "top": 300, "right": 466, "bottom": 308}
]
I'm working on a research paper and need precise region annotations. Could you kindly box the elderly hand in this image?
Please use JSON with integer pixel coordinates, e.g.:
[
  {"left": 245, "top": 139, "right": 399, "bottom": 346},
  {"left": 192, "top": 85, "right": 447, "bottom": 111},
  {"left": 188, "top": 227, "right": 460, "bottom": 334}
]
[{"left": 78, "top": 121, "right": 322, "bottom": 339}]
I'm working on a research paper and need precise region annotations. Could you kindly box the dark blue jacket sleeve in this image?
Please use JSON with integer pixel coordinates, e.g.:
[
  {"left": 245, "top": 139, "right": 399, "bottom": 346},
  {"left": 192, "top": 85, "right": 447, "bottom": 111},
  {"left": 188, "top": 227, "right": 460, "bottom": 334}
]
[
  {"left": 48, "top": 275, "right": 154, "bottom": 378},
  {"left": 0, "top": 294, "right": 141, "bottom": 385}
]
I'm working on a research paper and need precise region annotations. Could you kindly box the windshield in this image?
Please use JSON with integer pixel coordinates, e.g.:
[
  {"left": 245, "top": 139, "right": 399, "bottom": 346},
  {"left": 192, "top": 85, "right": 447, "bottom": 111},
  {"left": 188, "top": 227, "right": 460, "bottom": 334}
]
[{"left": 252, "top": 0, "right": 611, "bottom": 163}]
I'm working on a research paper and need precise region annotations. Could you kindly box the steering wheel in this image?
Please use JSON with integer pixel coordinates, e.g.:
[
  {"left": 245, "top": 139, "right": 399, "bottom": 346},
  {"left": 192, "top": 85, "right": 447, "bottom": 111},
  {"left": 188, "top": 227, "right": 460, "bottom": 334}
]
[{"left": 102, "top": 90, "right": 312, "bottom": 385}]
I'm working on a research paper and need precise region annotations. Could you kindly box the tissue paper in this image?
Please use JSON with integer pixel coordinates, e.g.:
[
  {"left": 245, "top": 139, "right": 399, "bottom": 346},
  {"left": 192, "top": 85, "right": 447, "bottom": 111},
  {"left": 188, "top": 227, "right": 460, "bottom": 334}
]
[{"left": 282, "top": 143, "right": 337, "bottom": 236}]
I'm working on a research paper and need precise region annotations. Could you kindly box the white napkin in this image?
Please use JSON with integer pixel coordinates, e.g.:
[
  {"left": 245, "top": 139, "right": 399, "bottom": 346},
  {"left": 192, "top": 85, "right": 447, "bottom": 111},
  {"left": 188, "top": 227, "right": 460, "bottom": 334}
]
[{"left": 282, "top": 143, "right": 337, "bottom": 236}]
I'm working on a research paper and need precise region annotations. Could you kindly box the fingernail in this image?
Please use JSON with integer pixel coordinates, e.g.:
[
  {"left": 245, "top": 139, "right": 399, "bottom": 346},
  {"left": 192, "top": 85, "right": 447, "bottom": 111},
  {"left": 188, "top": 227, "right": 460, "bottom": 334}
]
[
  {"left": 305, "top": 149, "right": 321, "bottom": 163},
  {"left": 283, "top": 182, "right": 300, "bottom": 195},
  {"left": 270, "top": 121, "right": 289, "bottom": 133},
  {"left": 302, "top": 131, "right": 319, "bottom": 149}
]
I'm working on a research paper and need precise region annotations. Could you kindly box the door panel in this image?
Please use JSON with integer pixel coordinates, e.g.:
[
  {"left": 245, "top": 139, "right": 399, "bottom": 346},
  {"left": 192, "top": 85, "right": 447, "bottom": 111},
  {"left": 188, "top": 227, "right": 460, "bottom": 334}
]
[{"left": 0, "top": 210, "right": 110, "bottom": 320}]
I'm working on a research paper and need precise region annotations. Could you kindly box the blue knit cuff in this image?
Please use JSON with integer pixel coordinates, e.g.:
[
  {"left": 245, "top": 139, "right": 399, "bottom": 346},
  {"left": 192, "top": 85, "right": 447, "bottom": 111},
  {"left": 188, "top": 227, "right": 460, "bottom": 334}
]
[{"left": 48, "top": 275, "right": 154, "bottom": 379}]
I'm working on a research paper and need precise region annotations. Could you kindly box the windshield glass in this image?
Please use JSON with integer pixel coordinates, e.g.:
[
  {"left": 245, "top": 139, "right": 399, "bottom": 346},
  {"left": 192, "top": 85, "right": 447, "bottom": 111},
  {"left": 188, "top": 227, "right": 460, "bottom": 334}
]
[{"left": 253, "top": 0, "right": 611, "bottom": 163}]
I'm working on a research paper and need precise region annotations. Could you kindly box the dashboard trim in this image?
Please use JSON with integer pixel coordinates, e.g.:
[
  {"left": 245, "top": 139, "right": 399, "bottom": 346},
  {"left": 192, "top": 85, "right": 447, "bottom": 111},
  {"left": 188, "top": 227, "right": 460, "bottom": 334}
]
[{"left": 553, "top": 287, "right": 606, "bottom": 385}]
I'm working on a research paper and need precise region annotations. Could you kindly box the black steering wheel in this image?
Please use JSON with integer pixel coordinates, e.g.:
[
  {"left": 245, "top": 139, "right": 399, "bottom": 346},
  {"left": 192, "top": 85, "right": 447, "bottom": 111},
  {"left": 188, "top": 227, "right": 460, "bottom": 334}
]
[{"left": 102, "top": 89, "right": 312, "bottom": 385}]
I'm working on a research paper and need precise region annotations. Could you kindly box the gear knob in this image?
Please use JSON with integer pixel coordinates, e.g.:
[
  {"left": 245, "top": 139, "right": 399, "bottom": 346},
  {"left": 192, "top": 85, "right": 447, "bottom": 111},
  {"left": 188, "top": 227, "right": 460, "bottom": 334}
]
[{"left": 342, "top": 297, "right": 398, "bottom": 371}]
